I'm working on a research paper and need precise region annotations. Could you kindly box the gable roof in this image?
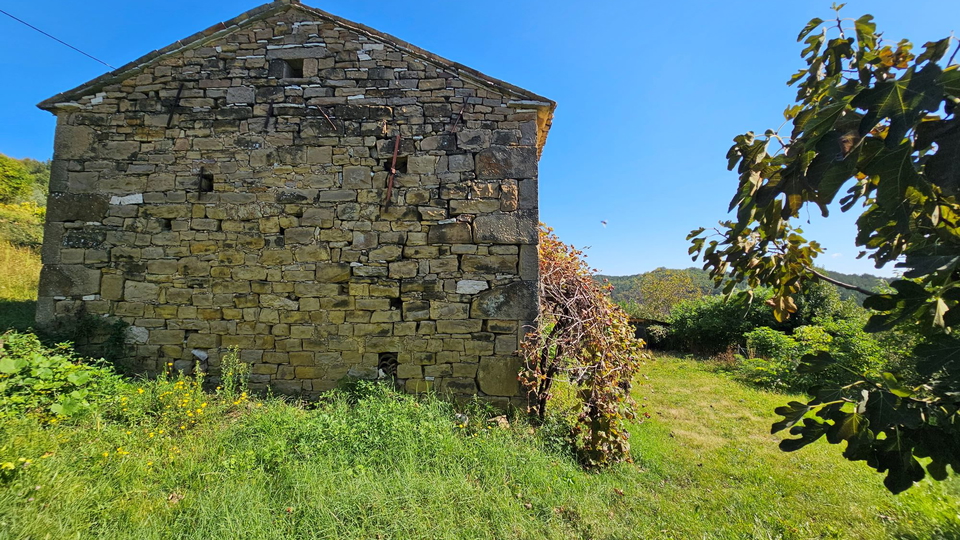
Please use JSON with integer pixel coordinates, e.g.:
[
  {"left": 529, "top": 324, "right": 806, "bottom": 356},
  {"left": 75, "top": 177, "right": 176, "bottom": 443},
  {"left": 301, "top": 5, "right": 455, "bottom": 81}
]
[{"left": 37, "top": 0, "right": 555, "bottom": 148}]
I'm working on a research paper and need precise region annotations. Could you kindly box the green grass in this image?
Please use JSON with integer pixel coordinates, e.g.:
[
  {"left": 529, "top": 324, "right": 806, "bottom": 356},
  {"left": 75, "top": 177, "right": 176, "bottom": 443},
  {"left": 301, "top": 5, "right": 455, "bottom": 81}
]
[
  {"left": 0, "top": 240, "right": 39, "bottom": 332},
  {"left": 1, "top": 355, "right": 958, "bottom": 539}
]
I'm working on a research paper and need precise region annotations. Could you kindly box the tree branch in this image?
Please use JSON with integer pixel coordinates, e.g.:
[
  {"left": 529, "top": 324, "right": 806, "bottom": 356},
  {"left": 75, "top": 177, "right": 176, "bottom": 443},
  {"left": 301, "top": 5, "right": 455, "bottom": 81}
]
[{"left": 806, "top": 266, "right": 877, "bottom": 296}]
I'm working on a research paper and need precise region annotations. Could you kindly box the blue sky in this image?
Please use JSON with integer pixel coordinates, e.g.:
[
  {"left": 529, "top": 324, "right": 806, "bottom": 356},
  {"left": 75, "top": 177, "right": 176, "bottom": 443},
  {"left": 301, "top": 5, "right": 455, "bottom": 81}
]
[{"left": 0, "top": 0, "right": 954, "bottom": 277}]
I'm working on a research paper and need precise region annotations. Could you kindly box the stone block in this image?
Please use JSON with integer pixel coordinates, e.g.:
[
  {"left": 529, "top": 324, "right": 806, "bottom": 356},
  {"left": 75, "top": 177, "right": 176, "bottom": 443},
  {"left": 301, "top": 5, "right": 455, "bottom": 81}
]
[
  {"left": 125, "top": 281, "right": 159, "bottom": 303},
  {"left": 100, "top": 141, "right": 141, "bottom": 160},
  {"left": 53, "top": 124, "right": 96, "bottom": 160},
  {"left": 456, "top": 280, "right": 489, "bottom": 294},
  {"left": 475, "top": 146, "right": 538, "bottom": 179},
  {"left": 447, "top": 154, "right": 475, "bottom": 173},
  {"left": 343, "top": 166, "right": 372, "bottom": 188},
  {"left": 38, "top": 265, "right": 101, "bottom": 297},
  {"left": 440, "top": 378, "right": 478, "bottom": 395},
  {"left": 316, "top": 262, "right": 352, "bottom": 282},
  {"left": 46, "top": 193, "right": 110, "bottom": 222},
  {"left": 461, "top": 254, "right": 517, "bottom": 274},
  {"left": 226, "top": 86, "right": 255, "bottom": 104},
  {"left": 151, "top": 329, "right": 184, "bottom": 345},
  {"left": 457, "top": 130, "right": 491, "bottom": 151},
  {"left": 473, "top": 212, "right": 537, "bottom": 245},
  {"left": 407, "top": 155, "right": 438, "bottom": 174},
  {"left": 427, "top": 222, "right": 472, "bottom": 244},
  {"left": 478, "top": 356, "right": 523, "bottom": 396},
  {"left": 436, "top": 319, "right": 482, "bottom": 334},
  {"left": 430, "top": 302, "right": 469, "bottom": 320},
  {"left": 471, "top": 280, "right": 538, "bottom": 320},
  {"left": 101, "top": 274, "right": 125, "bottom": 301}
]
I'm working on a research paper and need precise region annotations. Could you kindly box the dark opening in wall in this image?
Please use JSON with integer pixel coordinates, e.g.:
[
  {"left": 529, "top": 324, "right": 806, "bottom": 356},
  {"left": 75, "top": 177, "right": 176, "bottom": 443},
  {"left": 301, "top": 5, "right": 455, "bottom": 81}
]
[
  {"left": 269, "top": 58, "right": 304, "bottom": 79},
  {"left": 378, "top": 352, "right": 398, "bottom": 379},
  {"left": 199, "top": 168, "right": 214, "bottom": 193},
  {"left": 384, "top": 155, "right": 407, "bottom": 175}
]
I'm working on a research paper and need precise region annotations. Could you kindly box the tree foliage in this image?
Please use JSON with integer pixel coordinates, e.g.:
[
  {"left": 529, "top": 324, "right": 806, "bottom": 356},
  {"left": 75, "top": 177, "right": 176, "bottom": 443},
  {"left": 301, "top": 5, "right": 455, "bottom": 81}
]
[
  {"left": 0, "top": 154, "right": 50, "bottom": 205},
  {"left": 690, "top": 6, "right": 960, "bottom": 493},
  {"left": 604, "top": 268, "right": 706, "bottom": 320},
  {"left": 520, "top": 226, "right": 647, "bottom": 467}
]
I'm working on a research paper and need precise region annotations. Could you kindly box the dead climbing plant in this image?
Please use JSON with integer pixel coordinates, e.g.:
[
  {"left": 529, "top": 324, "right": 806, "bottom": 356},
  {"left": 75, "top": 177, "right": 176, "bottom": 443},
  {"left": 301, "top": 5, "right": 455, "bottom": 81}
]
[{"left": 520, "top": 225, "right": 648, "bottom": 467}]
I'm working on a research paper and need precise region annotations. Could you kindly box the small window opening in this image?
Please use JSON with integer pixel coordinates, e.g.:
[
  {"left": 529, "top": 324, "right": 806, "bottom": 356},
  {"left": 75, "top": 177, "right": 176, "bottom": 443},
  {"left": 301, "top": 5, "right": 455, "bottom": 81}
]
[
  {"left": 385, "top": 155, "right": 407, "bottom": 175},
  {"left": 270, "top": 58, "right": 304, "bottom": 79},
  {"left": 378, "top": 352, "right": 399, "bottom": 379},
  {"left": 285, "top": 59, "right": 304, "bottom": 78},
  {"left": 389, "top": 297, "right": 402, "bottom": 311},
  {"left": 160, "top": 218, "right": 172, "bottom": 231},
  {"left": 198, "top": 168, "right": 214, "bottom": 193}
]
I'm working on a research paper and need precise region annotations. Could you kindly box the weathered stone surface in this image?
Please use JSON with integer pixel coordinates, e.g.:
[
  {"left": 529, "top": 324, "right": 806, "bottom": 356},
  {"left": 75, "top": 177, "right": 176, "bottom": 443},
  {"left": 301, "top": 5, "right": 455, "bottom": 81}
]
[
  {"left": 473, "top": 212, "right": 537, "bottom": 245},
  {"left": 226, "top": 86, "right": 255, "bottom": 104},
  {"left": 471, "top": 281, "right": 537, "bottom": 320},
  {"left": 478, "top": 356, "right": 522, "bottom": 396},
  {"left": 461, "top": 254, "right": 517, "bottom": 274},
  {"left": 46, "top": 193, "right": 110, "bottom": 222},
  {"left": 53, "top": 125, "right": 95, "bottom": 160},
  {"left": 343, "top": 166, "right": 371, "bottom": 189},
  {"left": 38, "top": 265, "right": 100, "bottom": 297},
  {"left": 316, "top": 262, "right": 352, "bottom": 282},
  {"left": 407, "top": 155, "right": 438, "bottom": 174},
  {"left": 427, "top": 222, "right": 472, "bottom": 244},
  {"left": 124, "top": 281, "right": 159, "bottom": 303},
  {"left": 36, "top": 5, "right": 548, "bottom": 400},
  {"left": 456, "top": 280, "right": 489, "bottom": 294},
  {"left": 475, "top": 147, "right": 538, "bottom": 180}
]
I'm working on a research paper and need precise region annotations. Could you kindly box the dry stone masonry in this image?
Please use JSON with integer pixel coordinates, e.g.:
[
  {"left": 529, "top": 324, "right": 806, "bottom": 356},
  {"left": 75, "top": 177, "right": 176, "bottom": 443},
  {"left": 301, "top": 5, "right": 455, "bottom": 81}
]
[{"left": 36, "top": 0, "right": 554, "bottom": 406}]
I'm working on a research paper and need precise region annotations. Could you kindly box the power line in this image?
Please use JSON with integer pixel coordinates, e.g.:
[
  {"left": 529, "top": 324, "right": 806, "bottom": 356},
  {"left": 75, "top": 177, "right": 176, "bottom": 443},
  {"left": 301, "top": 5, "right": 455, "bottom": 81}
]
[{"left": 0, "top": 8, "right": 115, "bottom": 69}]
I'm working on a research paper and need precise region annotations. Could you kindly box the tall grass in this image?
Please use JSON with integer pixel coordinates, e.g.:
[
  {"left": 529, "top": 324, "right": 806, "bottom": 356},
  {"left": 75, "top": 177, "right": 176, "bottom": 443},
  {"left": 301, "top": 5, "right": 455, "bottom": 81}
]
[
  {"left": 0, "top": 240, "right": 40, "bottom": 332},
  {"left": 1, "top": 356, "right": 958, "bottom": 539},
  {"left": 0, "top": 241, "right": 40, "bottom": 302}
]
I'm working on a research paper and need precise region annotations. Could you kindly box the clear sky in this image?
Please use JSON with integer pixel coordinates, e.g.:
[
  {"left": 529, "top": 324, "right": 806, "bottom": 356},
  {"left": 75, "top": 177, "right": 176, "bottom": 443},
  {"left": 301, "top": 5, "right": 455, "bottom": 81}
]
[{"left": 0, "top": 0, "right": 954, "bottom": 277}]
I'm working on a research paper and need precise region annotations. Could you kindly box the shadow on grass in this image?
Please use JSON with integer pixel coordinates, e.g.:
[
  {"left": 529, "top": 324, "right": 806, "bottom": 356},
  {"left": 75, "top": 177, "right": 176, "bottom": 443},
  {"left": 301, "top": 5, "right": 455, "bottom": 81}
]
[{"left": 0, "top": 299, "right": 36, "bottom": 333}]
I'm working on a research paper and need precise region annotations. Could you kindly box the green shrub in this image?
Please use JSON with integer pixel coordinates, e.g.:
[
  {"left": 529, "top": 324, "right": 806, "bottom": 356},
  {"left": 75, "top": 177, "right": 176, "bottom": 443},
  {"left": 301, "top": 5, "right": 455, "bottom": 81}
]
[
  {"left": 0, "top": 331, "right": 122, "bottom": 420},
  {"left": 0, "top": 202, "right": 45, "bottom": 248},
  {"left": 667, "top": 290, "right": 781, "bottom": 355},
  {"left": 646, "top": 324, "right": 670, "bottom": 346}
]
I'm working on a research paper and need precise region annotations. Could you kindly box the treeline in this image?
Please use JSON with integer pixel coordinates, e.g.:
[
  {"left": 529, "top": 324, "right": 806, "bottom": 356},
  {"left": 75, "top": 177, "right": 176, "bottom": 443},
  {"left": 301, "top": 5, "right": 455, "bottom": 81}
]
[
  {"left": 0, "top": 154, "right": 49, "bottom": 205},
  {"left": 601, "top": 266, "right": 910, "bottom": 393},
  {"left": 600, "top": 266, "right": 887, "bottom": 317},
  {"left": 0, "top": 153, "right": 50, "bottom": 248}
]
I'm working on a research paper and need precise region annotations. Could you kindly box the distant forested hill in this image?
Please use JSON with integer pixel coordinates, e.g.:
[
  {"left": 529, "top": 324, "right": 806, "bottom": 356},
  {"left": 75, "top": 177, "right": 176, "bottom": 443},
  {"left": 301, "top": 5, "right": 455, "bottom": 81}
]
[
  {"left": 821, "top": 270, "right": 889, "bottom": 303},
  {"left": 599, "top": 267, "right": 888, "bottom": 316}
]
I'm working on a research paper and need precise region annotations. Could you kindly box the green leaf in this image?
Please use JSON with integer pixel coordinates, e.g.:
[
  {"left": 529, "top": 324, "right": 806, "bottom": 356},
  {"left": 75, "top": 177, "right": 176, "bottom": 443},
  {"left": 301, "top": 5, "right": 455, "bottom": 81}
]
[
  {"left": 0, "top": 356, "right": 27, "bottom": 374},
  {"left": 852, "top": 63, "right": 943, "bottom": 148},
  {"left": 864, "top": 390, "right": 921, "bottom": 430},
  {"left": 826, "top": 411, "right": 868, "bottom": 444},
  {"left": 772, "top": 401, "right": 812, "bottom": 433},
  {"left": 876, "top": 449, "right": 926, "bottom": 494},
  {"left": 916, "top": 38, "right": 951, "bottom": 64},
  {"left": 915, "top": 336, "right": 960, "bottom": 376},
  {"left": 943, "top": 66, "right": 960, "bottom": 97},
  {"left": 854, "top": 15, "right": 877, "bottom": 51},
  {"left": 860, "top": 141, "right": 921, "bottom": 210},
  {"left": 67, "top": 371, "right": 91, "bottom": 386},
  {"left": 779, "top": 418, "right": 827, "bottom": 451},
  {"left": 797, "top": 18, "right": 824, "bottom": 42},
  {"left": 796, "top": 352, "right": 836, "bottom": 374},
  {"left": 881, "top": 372, "right": 913, "bottom": 398}
]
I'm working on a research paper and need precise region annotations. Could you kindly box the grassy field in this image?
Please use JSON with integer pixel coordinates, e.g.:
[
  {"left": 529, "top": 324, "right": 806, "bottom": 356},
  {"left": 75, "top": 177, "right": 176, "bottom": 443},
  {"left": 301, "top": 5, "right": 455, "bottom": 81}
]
[
  {"left": 1, "top": 353, "right": 957, "bottom": 539},
  {"left": 1, "top": 224, "right": 957, "bottom": 538},
  {"left": 0, "top": 240, "right": 39, "bottom": 332}
]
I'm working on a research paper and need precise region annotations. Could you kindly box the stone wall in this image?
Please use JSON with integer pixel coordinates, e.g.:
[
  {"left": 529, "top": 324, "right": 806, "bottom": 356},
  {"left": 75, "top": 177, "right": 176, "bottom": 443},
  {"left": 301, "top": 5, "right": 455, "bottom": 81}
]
[{"left": 37, "top": 2, "right": 551, "bottom": 406}]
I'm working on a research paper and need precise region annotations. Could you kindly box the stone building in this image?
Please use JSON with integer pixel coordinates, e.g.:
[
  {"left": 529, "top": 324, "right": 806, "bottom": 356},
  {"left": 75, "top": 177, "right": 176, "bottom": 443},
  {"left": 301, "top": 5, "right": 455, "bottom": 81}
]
[{"left": 35, "top": 0, "right": 554, "bottom": 404}]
